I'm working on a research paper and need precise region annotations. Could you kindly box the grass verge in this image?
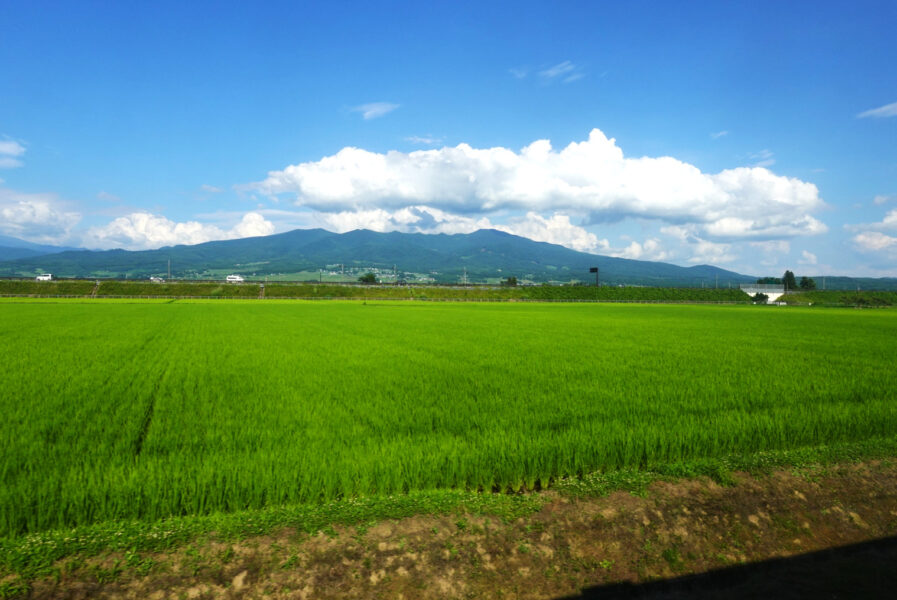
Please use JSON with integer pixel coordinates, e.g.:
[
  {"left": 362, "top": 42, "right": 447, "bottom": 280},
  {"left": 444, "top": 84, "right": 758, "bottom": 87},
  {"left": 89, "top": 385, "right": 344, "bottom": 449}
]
[{"left": 3, "top": 434, "right": 897, "bottom": 585}]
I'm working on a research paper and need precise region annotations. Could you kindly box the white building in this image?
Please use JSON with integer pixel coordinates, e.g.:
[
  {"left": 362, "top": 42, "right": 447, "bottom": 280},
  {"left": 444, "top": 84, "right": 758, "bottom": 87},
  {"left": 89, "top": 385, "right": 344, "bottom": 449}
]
[{"left": 740, "top": 283, "right": 785, "bottom": 303}]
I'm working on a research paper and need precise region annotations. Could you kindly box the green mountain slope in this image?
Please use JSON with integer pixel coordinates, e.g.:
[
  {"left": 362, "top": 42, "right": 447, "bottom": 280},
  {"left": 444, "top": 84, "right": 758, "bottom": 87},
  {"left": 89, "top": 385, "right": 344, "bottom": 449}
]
[{"left": 0, "top": 227, "right": 773, "bottom": 286}]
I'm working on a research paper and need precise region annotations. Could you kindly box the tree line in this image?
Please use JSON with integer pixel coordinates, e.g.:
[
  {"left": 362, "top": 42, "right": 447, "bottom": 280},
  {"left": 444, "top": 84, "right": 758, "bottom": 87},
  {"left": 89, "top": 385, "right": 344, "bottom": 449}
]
[{"left": 757, "top": 270, "right": 816, "bottom": 291}]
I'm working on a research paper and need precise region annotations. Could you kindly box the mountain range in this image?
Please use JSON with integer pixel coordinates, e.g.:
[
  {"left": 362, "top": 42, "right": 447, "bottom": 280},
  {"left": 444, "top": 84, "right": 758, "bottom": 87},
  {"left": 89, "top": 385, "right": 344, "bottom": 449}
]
[
  {"left": 0, "top": 228, "right": 894, "bottom": 289},
  {"left": 0, "top": 235, "right": 82, "bottom": 262}
]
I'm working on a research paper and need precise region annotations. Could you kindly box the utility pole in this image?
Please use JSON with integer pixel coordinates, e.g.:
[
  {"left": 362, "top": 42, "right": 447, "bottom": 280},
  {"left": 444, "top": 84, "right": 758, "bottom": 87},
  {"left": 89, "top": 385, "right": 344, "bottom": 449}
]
[
  {"left": 168, "top": 258, "right": 171, "bottom": 280},
  {"left": 589, "top": 267, "right": 599, "bottom": 286}
]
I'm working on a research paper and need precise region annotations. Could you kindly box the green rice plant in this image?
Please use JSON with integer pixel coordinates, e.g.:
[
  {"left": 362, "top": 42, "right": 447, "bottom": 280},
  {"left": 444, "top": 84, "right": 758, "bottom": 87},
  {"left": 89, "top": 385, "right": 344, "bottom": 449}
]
[
  {"left": 1, "top": 301, "right": 895, "bottom": 536},
  {"left": 96, "top": 281, "right": 260, "bottom": 297}
]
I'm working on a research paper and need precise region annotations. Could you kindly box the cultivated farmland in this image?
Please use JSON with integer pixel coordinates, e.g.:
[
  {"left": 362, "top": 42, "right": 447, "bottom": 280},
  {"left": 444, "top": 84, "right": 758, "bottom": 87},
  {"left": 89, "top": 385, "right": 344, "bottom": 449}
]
[{"left": 1, "top": 300, "right": 896, "bottom": 538}]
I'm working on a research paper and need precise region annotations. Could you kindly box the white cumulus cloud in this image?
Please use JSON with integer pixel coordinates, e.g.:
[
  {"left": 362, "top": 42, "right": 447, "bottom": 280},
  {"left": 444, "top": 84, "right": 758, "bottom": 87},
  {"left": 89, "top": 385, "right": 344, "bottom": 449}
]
[
  {"left": 661, "top": 225, "right": 737, "bottom": 264},
  {"left": 496, "top": 213, "right": 605, "bottom": 253},
  {"left": 0, "top": 188, "right": 81, "bottom": 243},
  {"left": 318, "top": 206, "right": 490, "bottom": 236},
  {"left": 249, "top": 129, "right": 826, "bottom": 243},
  {"left": 317, "top": 206, "right": 606, "bottom": 254},
  {"left": 853, "top": 231, "right": 897, "bottom": 252},
  {"left": 686, "top": 239, "right": 737, "bottom": 264},
  {"left": 798, "top": 250, "right": 817, "bottom": 265},
  {"left": 614, "top": 238, "right": 671, "bottom": 261},
  {"left": 847, "top": 209, "right": 897, "bottom": 259},
  {"left": 83, "top": 211, "right": 275, "bottom": 250}
]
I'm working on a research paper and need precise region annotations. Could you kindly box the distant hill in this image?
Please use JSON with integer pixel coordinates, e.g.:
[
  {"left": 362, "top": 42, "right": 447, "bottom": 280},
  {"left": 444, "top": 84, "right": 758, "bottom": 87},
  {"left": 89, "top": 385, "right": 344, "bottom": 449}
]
[
  {"left": 2, "top": 228, "right": 892, "bottom": 289},
  {"left": 0, "top": 235, "right": 82, "bottom": 262},
  {"left": 0, "top": 246, "right": 46, "bottom": 261},
  {"left": 0, "top": 228, "right": 761, "bottom": 286},
  {"left": 802, "top": 276, "right": 897, "bottom": 292}
]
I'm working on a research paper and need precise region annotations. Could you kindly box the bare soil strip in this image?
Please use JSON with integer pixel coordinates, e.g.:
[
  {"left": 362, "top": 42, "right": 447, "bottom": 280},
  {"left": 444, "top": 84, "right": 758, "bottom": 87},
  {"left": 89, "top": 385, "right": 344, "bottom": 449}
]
[{"left": 15, "top": 460, "right": 897, "bottom": 599}]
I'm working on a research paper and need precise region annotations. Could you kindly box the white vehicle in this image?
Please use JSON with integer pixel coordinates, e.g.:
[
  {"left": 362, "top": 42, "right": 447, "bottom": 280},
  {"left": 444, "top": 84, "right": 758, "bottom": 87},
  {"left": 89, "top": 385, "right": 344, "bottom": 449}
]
[
  {"left": 149, "top": 276, "right": 164, "bottom": 283},
  {"left": 226, "top": 275, "right": 244, "bottom": 283},
  {"left": 35, "top": 274, "right": 52, "bottom": 281}
]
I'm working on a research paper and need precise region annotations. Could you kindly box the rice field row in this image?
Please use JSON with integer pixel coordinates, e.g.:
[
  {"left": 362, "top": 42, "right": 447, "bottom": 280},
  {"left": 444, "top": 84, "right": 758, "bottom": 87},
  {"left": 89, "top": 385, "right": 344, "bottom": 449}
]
[{"left": 1, "top": 300, "right": 896, "bottom": 536}]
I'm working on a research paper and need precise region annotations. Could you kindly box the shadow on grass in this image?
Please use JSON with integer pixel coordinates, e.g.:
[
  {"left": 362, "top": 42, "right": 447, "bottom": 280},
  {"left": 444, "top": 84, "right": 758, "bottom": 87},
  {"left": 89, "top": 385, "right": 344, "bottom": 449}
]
[{"left": 559, "top": 536, "right": 897, "bottom": 599}]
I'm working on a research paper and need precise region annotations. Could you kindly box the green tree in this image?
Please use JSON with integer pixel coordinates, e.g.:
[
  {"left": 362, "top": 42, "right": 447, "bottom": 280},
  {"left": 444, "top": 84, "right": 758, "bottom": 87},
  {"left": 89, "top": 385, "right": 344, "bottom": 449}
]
[
  {"left": 799, "top": 276, "right": 817, "bottom": 290},
  {"left": 503, "top": 276, "right": 518, "bottom": 287},
  {"left": 782, "top": 270, "right": 797, "bottom": 291},
  {"left": 358, "top": 272, "right": 376, "bottom": 284},
  {"left": 756, "top": 276, "right": 782, "bottom": 284},
  {"left": 752, "top": 292, "right": 769, "bottom": 304}
]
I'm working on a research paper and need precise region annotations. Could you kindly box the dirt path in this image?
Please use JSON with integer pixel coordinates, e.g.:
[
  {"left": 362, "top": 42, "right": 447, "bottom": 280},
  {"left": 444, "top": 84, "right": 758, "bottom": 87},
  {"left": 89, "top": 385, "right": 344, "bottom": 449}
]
[{"left": 23, "top": 461, "right": 897, "bottom": 599}]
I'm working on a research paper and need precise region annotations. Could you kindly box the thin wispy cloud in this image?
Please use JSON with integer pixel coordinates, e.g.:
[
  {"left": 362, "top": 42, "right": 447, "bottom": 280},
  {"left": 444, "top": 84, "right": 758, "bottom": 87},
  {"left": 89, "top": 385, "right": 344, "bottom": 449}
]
[
  {"left": 538, "top": 61, "right": 584, "bottom": 84},
  {"left": 749, "top": 149, "right": 775, "bottom": 168},
  {"left": 857, "top": 101, "right": 897, "bottom": 119},
  {"left": 405, "top": 135, "right": 443, "bottom": 145},
  {"left": 352, "top": 102, "right": 400, "bottom": 120},
  {"left": 873, "top": 194, "right": 894, "bottom": 205},
  {"left": 509, "top": 67, "right": 528, "bottom": 79},
  {"left": 201, "top": 184, "right": 223, "bottom": 193},
  {"left": 96, "top": 191, "right": 121, "bottom": 202},
  {"left": 0, "top": 139, "right": 26, "bottom": 169},
  {"left": 710, "top": 130, "right": 729, "bottom": 139}
]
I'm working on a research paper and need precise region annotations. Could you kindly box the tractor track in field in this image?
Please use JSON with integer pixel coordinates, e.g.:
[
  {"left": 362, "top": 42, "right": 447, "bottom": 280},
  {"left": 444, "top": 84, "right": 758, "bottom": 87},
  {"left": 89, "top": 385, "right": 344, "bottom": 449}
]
[
  {"left": 126, "top": 325, "right": 176, "bottom": 459},
  {"left": 131, "top": 346, "right": 176, "bottom": 459},
  {"left": 132, "top": 397, "right": 155, "bottom": 459}
]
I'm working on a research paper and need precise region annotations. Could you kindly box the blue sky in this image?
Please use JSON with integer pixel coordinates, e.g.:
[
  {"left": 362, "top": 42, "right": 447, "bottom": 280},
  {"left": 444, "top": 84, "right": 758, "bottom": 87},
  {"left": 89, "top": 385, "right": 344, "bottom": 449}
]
[{"left": 1, "top": 0, "right": 895, "bottom": 276}]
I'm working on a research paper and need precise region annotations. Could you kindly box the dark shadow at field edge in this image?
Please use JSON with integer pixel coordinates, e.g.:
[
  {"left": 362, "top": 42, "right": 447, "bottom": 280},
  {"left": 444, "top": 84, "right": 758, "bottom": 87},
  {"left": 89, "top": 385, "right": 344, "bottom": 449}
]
[{"left": 557, "top": 535, "right": 897, "bottom": 600}]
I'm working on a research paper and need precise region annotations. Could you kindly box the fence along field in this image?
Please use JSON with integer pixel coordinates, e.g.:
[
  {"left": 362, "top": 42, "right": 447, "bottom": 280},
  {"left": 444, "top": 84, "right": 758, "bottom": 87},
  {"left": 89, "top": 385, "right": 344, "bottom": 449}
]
[{"left": 1, "top": 301, "right": 896, "bottom": 537}]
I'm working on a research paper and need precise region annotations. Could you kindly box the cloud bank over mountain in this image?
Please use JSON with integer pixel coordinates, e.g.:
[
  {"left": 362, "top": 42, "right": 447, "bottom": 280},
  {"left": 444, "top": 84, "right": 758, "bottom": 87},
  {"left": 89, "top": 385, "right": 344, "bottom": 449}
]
[{"left": 251, "top": 128, "right": 826, "bottom": 245}]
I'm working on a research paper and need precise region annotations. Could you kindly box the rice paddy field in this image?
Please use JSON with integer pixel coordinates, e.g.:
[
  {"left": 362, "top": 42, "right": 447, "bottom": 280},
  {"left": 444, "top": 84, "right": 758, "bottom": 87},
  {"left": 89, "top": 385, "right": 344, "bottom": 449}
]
[{"left": 1, "top": 299, "right": 896, "bottom": 538}]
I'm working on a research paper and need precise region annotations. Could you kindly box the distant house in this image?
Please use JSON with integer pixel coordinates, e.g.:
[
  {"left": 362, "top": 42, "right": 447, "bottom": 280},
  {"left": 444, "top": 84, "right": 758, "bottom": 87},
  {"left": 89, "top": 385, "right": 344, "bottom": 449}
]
[
  {"left": 226, "top": 275, "right": 244, "bottom": 283},
  {"left": 35, "top": 274, "right": 52, "bottom": 281}
]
